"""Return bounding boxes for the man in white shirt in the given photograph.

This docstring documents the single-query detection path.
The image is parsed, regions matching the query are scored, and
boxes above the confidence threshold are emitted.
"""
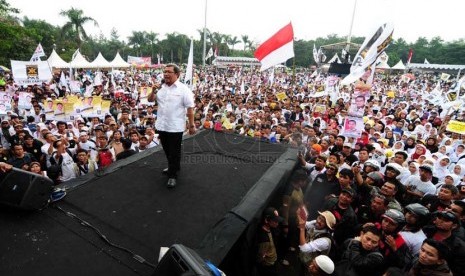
[150,64,196,188]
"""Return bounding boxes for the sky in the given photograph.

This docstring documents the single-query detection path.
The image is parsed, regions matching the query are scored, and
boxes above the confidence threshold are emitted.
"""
[12,0,465,45]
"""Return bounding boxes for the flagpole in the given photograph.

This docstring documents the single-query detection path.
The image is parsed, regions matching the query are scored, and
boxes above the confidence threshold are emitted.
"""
[346,0,357,53]
[202,0,208,67]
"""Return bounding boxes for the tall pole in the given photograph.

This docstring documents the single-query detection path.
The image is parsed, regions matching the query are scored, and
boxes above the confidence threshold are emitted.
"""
[346,0,357,53]
[202,0,208,67]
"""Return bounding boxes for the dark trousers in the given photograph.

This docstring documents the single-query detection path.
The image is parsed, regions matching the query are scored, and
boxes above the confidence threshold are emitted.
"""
[158,131,183,178]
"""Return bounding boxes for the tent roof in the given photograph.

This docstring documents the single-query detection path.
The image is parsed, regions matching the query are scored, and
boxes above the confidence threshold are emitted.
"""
[110,52,130,68]
[391,60,406,70]
[320,42,361,51]
[89,52,112,68]
[70,50,92,68]
[408,63,465,71]
[47,49,70,68]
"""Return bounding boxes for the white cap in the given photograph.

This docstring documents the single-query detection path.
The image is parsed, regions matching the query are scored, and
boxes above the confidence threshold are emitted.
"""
[314,255,334,274]
[343,142,352,148]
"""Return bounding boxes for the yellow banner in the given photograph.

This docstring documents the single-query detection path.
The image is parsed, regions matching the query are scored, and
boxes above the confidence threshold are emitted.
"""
[276,92,287,101]
[446,120,465,134]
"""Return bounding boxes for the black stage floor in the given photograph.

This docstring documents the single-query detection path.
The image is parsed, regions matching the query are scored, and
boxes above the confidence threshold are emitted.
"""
[0,131,297,276]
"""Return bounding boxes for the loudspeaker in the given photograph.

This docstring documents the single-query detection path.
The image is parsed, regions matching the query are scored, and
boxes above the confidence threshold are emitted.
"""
[0,168,53,210]
[328,63,351,75]
[153,244,213,276]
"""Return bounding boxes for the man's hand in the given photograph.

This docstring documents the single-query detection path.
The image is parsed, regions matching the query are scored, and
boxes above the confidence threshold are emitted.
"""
[0,162,12,173]
[188,125,197,135]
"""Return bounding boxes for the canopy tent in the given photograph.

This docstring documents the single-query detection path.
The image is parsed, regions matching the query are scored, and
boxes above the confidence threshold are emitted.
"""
[47,49,70,68]
[320,42,361,51]
[109,52,130,68]
[89,52,112,68]
[408,63,465,71]
[70,50,92,68]
[212,56,261,67]
[0,65,10,72]
[391,60,406,70]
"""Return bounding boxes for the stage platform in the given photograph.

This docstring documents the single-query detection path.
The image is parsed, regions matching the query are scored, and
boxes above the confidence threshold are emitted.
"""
[0,131,298,276]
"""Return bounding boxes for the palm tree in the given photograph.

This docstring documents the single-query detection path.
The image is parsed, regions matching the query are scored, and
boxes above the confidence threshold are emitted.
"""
[241,35,250,51]
[127,31,147,56]
[228,36,240,50]
[60,7,98,49]
[146,31,159,58]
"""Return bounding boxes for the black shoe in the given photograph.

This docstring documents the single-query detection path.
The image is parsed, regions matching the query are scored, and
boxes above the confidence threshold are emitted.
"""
[162,168,169,175]
[167,178,177,188]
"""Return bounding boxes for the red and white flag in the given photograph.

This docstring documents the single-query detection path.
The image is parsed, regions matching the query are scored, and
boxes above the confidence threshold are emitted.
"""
[254,22,294,71]
[407,48,413,64]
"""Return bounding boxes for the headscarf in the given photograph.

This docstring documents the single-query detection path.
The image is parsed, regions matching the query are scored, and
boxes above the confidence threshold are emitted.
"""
[410,144,428,161]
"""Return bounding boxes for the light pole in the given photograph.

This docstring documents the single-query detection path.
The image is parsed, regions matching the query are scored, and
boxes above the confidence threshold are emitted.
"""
[202,0,208,67]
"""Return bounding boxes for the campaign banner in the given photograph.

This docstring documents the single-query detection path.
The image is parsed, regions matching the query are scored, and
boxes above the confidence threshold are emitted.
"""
[341,116,364,138]
[446,120,465,134]
[11,60,53,85]
[127,56,151,67]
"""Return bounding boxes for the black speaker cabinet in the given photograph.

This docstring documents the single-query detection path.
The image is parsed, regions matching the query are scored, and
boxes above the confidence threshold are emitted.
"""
[153,244,213,276]
[0,168,53,210]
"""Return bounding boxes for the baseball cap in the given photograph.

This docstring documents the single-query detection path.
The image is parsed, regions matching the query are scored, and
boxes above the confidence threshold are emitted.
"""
[341,188,355,197]
[436,211,460,224]
[314,255,335,274]
[343,142,352,148]
[263,207,284,223]
[317,211,336,230]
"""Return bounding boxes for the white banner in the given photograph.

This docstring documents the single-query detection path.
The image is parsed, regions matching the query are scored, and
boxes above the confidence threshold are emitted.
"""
[11,60,53,85]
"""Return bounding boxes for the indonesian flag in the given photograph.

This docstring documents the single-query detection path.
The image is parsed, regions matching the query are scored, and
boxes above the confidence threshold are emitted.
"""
[254,22,294,71]
[407,48,413,64]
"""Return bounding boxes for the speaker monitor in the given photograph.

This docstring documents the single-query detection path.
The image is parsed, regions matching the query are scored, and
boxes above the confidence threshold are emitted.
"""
[153,244,213,276]
[0,168,53,210]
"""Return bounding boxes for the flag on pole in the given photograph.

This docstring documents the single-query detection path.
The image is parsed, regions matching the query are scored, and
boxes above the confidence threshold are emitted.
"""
[254,22,294,71]
[313,44,318,63]
[59,71,67,89]
[157,54,161,65]
[214,47,218,58]
[240,80,245,95]
[30,43,46,62]
[407,48,413,64]
[184,39,194,86]
[424,58,430,64]
[206,48,213,60]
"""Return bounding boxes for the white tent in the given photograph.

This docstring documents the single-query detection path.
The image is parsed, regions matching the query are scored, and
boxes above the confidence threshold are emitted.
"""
[47,49,70,68]
[89,52,112,68]
[376,61,391,70]
[109,52,130,68]
[391,60,406,70]
[70,50,92,68]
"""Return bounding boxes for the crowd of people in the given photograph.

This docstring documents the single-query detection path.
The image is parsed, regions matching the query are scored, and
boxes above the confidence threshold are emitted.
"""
[1,63,465,275]
[252,70,465,275]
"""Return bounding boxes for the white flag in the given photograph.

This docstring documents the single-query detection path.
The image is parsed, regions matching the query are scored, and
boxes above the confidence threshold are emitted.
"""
[184,39,193,86]
[71,49,80,61]
[240,80,245,95]
[59,71,67,89]
[424,58,430,64]
[30,43,46,62]
[205,48,213,60]
[313,44,318,63]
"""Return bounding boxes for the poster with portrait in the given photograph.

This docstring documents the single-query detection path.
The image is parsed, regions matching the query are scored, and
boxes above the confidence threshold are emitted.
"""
[18,92,33,110]
[54,101,66,121]
[341,116,364,138]
[348,82,372,117]
[139,86,152,105]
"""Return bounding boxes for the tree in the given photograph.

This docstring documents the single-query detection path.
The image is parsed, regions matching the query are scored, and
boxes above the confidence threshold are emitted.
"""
[59,7,98,49]
[127,31,147,56]
[227,36,240,50]
[0,0,19,16]
[241,35,250,51]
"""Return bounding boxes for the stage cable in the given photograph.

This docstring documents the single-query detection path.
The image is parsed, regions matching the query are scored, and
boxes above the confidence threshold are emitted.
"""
[53,205,156,269]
